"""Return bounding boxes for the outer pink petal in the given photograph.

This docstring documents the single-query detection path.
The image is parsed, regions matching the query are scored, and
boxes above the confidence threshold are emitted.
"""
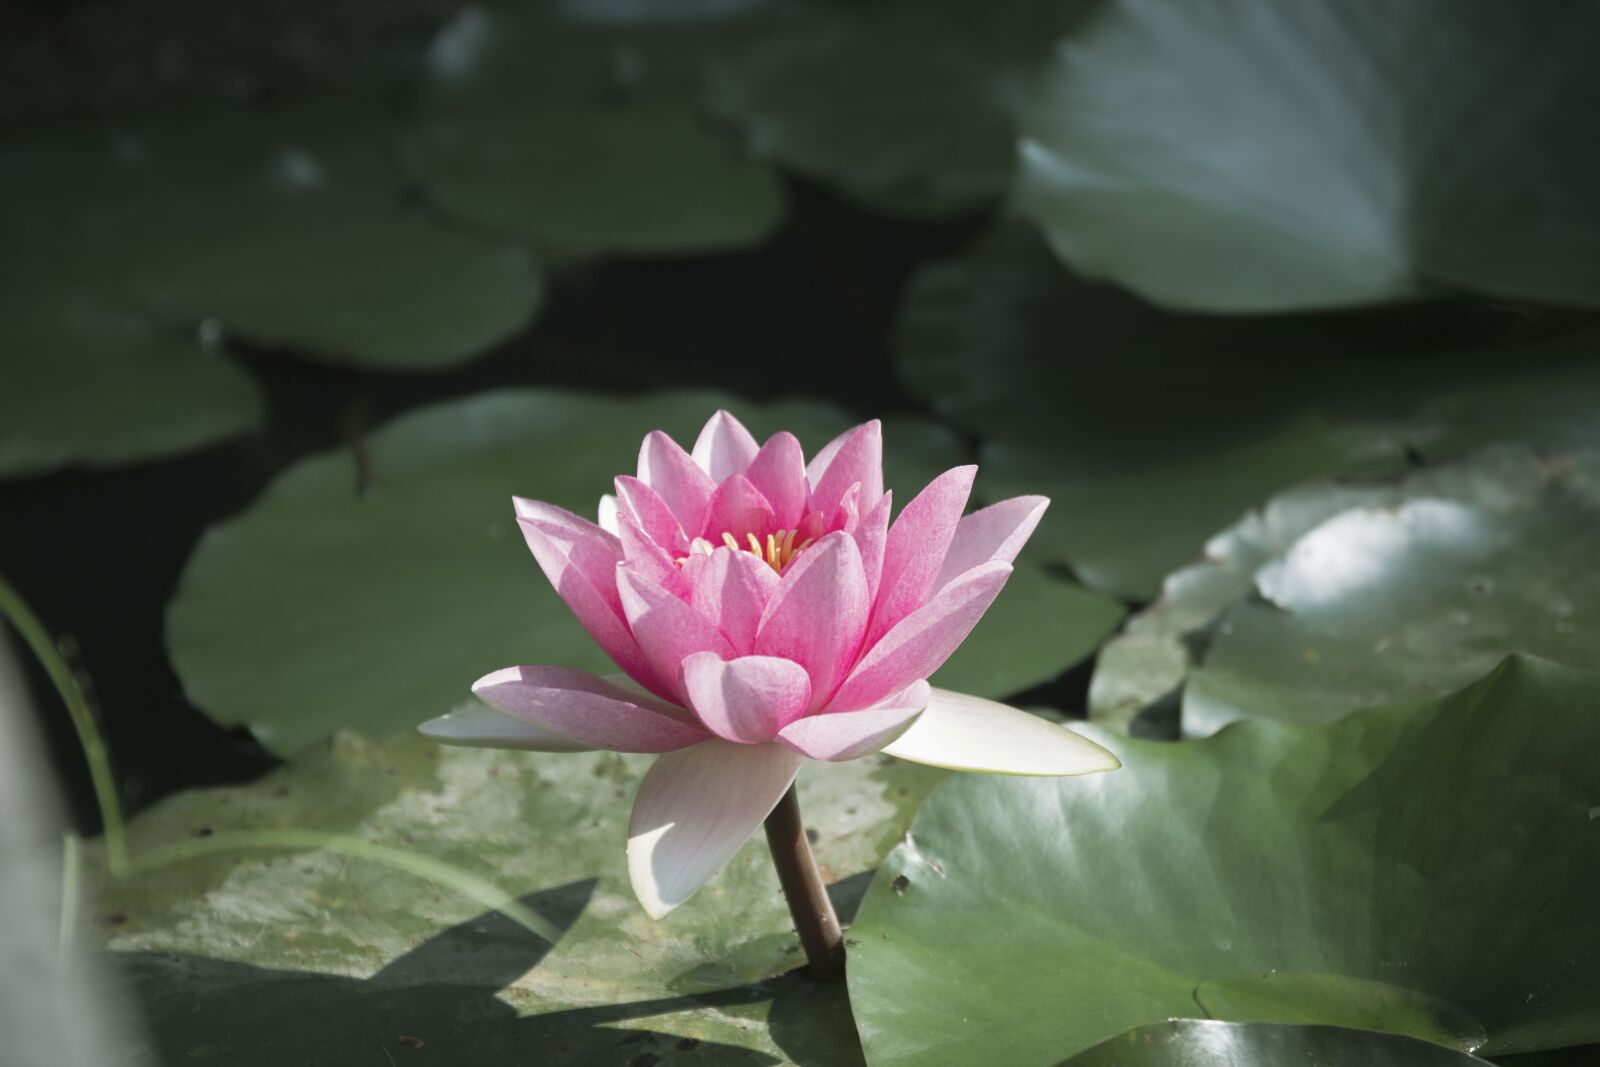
[614,475,687,555]
[683,546,780,655]
[516,517,652,688]
[472,666,708,752]
[854,490,894,602]
[744,432,809,528]
[830,561,1013,712]
[776,680,930,761]
[806,420,883,518]
[681,652,811,743]
[756,531,870,710]
[637,430,715,535]
[868,465,977,645]
[692,410,760,482]
[698,474,776,542]
[618,565,734,704]
[628,740,802,917]
[934,496,1049,593]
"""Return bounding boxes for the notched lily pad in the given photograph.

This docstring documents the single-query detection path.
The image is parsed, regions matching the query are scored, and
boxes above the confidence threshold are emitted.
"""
[849,656,1600,1066]
[90,730,944,1065]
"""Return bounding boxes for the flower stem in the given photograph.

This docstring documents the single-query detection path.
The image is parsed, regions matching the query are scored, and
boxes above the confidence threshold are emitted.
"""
[763,783,845,981]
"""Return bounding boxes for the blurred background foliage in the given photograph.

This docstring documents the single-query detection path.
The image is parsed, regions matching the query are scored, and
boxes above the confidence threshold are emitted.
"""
[3,0,1599,1063]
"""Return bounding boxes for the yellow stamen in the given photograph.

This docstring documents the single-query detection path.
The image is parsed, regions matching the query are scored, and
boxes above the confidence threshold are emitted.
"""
[722,532,740,552]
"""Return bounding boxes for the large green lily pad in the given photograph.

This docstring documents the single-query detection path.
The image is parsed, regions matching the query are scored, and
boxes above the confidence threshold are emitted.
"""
[1055,1020,1488,1067]
[89,728,946,1065]
[407,5,784,255]
[848,656,1600,1066]
[171,389,1115,755]
[705,0,1095,219]
[1015,0,1600,311]
[0,95,541,368]
[1184,447,1600,735]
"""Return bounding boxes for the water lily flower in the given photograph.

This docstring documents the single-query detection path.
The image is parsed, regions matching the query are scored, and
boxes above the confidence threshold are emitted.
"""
[422,411,1117,971]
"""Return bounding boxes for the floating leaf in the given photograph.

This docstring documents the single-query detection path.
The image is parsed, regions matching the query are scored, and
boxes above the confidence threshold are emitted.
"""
[169,390,1043,756]
[90,729,944,1065]
[1054,1020,1488,1067]
[408,5,784,255]
[706,0,1093,218]
[849,656,1600,1066]
[0,95,542,374]
[1185,448,1600,734]
[1016,0,1600,311]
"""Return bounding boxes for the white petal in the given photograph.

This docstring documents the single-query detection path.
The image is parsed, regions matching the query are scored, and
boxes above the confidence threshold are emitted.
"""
[418,703,594,752]
[627,740,802,918]
[882,688,1120,776]
[597,493,620,535]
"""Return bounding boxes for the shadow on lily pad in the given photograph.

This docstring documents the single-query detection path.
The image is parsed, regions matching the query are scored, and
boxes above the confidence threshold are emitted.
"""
[116,877,863,1066]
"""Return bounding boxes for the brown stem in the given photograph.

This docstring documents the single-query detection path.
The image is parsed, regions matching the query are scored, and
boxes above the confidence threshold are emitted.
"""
[763,784,846,981]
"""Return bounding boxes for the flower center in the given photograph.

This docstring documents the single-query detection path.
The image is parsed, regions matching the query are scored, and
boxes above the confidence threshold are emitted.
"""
[679,529,813,573]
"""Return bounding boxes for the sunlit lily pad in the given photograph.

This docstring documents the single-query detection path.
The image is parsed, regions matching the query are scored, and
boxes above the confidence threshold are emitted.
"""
[1015,0,1600,311]
[88,728,945,1064]
[849,656,1600,1066]
[168,389,1120,756]
[1184,448,1600,735]
[408,6,784,255]
[1055,1020,1487,1067]
[705,0,1093,218]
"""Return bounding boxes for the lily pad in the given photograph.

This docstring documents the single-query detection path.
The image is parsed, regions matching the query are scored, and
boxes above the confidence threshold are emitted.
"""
[0,285,263,479]
[89,728,946,1065]
[848,656,1600,1066]
[0,95,542,373]
[1055,1020,1487,1067]
[1015,0,1600,311]
[1184,447,1600,734]
[705,0,1095,218]
[894,225,1422,599]
[408,5,784,255]
[169,389,1032,756]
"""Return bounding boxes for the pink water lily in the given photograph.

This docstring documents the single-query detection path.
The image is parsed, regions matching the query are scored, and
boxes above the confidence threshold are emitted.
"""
[421,411,1117,921]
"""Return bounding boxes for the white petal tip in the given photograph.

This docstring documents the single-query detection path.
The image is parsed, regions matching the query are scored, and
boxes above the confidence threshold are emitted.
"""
[418,704,594,752]
[882,688,1123,777]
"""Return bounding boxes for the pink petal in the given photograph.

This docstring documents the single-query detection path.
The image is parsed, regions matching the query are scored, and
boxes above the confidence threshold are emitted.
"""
[867,466,977,645]
[683,546,780,655]
[637,430,715,535]
[616,511,687,595]
[614,475,687,555]
[698,474,776,543]
[831,482,862,535]
[627,740,802,918]
[744,432,809,528]
[516,516,652,688]
[806,420,883,518]
[854,490,894,602]
[756,531,870,710]
[472,666,708,752]
[830,561,1013,712]
[681,652,811,744]
[882,687,1120,776]
[777,680,930,761]
[692,410,760,482]
[935,496,1049,593]
[618,565,734,704]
